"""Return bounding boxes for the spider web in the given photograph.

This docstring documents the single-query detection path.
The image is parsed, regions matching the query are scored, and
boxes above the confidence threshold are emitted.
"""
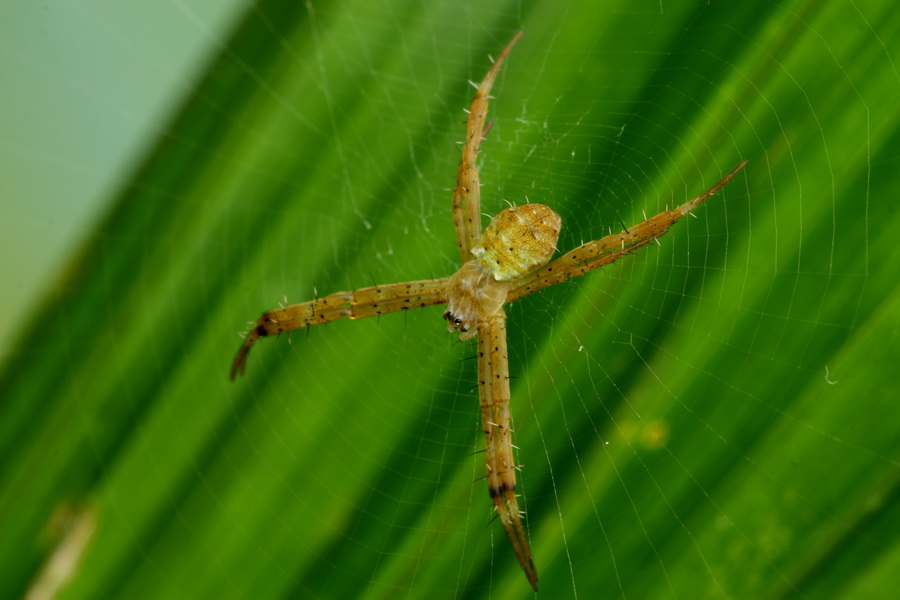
[3,1,900,599]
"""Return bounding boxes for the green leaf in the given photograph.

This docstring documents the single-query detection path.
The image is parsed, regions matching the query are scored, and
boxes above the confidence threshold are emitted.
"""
[3,1,899,598]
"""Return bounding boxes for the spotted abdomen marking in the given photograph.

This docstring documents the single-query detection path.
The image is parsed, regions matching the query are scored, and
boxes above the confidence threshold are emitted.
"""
[471,204,561,281]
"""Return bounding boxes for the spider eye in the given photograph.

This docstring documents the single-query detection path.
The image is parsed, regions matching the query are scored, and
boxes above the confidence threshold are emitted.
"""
[461,326,468,332]
[454,317,462,325]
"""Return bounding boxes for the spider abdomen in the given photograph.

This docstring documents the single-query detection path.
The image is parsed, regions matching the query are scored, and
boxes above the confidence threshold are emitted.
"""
[472,204,561,281]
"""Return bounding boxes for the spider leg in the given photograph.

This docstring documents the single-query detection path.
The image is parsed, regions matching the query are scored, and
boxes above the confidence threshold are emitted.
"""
[507,160,748,302]
[230,278,449,380]
[476,312,538,590]
[452,31,523,263]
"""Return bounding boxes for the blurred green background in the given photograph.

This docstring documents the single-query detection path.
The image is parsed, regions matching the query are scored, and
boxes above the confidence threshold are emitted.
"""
[0,0,246,351]
[2,1,899,599]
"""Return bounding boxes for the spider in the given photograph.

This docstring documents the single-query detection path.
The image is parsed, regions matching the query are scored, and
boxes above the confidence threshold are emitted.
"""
[230,31,747,591]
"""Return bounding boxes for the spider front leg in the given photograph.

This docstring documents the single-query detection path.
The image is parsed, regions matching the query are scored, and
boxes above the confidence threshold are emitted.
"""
[507,160,748,302]
[230,279,449,379]
[452,31,522,262]
[477,312,538,591]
